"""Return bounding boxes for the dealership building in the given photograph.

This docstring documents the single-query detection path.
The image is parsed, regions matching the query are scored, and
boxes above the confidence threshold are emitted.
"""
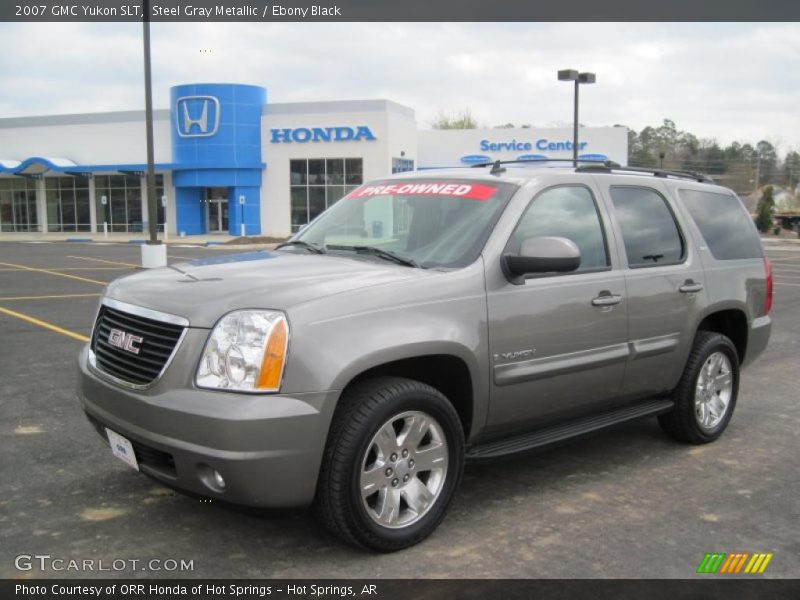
[0,83,628,237]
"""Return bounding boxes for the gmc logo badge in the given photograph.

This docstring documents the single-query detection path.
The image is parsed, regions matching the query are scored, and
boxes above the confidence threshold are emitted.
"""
[108,328,143,355]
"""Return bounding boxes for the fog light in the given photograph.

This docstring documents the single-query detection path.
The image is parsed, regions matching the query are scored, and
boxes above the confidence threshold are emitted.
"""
[213,470,226,490]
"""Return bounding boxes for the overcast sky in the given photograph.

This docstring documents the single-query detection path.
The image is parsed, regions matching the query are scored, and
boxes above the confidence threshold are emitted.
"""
[0,22,797,149]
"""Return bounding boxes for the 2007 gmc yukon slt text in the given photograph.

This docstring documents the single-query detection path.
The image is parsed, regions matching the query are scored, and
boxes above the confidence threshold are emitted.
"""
[78,162,772,551]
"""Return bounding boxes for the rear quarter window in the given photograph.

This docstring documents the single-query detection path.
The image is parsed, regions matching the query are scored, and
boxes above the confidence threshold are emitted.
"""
[679,189,763,260]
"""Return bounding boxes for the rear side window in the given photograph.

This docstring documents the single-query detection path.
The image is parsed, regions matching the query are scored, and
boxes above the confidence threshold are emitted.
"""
[610,186,684,268]
[679,189,763,260]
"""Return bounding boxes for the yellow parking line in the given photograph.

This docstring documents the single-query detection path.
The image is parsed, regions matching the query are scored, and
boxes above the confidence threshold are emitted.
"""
[0,293,102,301]
[67,255,140,268]
[0,305,90,342]
[0,261,107,285]
[0,267,130,272]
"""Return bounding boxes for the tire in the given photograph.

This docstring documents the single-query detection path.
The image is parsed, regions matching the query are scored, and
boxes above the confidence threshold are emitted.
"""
[658,331,740,444]
[315,376,465,551]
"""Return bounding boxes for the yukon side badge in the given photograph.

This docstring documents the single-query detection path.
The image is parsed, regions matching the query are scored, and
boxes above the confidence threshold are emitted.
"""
[494,349,535,362]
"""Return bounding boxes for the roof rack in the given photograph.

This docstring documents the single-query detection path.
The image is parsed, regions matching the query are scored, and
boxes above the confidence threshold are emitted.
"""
[471,158,602,169]
[470,158,714,184]
[575,160,715,183]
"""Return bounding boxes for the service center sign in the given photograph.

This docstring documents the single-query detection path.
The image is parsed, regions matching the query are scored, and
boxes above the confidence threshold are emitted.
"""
[347,182,498,201]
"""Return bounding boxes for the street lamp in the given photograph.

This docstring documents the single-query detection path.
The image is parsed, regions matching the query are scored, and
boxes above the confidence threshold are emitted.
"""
[557,69,596,162]
[140,0,167,268]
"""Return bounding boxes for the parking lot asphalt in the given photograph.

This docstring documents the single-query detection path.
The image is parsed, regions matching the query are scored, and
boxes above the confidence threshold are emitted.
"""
[0,240,798,579]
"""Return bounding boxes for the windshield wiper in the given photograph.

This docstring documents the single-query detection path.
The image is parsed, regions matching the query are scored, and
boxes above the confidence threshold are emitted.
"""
[275,240,327,254]
[327,245,420,268]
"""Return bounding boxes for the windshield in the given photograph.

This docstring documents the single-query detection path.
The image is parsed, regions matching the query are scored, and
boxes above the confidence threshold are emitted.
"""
[289,178,517,268]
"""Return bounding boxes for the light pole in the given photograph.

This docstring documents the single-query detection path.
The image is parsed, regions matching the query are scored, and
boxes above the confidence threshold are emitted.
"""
[557,69,596,162]
[140,0,167,268]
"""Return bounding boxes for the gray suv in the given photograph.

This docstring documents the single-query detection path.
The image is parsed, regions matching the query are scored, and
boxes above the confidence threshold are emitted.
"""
[78,161,772,551]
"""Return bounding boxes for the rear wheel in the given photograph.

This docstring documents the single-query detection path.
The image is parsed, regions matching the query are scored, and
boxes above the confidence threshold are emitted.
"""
[659,331,739,444]
[315,376,464,551]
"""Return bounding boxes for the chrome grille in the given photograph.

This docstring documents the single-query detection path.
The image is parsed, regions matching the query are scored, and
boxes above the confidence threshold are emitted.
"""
[91,304,185,386]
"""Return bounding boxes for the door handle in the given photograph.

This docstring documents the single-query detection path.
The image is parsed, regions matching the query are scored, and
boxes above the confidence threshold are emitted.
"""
[591,292,623,307]
[679,281,704,294]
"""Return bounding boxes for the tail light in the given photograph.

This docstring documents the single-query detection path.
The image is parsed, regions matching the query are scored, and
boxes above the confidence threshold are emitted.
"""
[764,257,773,315]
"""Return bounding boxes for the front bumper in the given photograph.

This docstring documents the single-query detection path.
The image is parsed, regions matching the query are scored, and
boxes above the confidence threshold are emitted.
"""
[77,343,339,508]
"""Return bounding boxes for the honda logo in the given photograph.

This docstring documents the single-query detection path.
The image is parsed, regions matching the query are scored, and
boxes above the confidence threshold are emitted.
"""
[108,328,144,355]
[175,95,220,138]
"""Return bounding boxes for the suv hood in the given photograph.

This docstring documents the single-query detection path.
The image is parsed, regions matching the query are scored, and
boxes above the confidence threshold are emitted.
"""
[104,250,431,328]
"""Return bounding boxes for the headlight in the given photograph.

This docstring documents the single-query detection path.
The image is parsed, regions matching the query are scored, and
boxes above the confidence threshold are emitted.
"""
[196,310,289,393]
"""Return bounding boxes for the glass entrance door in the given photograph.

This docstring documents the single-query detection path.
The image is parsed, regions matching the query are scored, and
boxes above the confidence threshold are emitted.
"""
[205,187,229,233]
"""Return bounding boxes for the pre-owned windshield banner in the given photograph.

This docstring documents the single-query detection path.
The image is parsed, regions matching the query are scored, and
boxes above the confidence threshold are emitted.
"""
[347,182,499,201]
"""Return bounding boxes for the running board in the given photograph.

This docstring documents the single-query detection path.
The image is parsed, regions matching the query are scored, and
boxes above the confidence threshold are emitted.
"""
[466,398,674,460]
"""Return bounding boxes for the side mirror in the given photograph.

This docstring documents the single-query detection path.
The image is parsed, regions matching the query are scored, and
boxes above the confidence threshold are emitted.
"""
[504,236,581,282]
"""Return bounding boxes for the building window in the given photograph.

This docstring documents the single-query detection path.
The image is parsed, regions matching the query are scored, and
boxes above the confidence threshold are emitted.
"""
[45,176,91,232]
[0,178,38,232]
[290,158,363,232]
[95,175,143,233]
[392,157,415,173]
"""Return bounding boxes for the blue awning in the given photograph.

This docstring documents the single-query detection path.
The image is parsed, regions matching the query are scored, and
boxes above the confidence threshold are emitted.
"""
[0,157,265,176]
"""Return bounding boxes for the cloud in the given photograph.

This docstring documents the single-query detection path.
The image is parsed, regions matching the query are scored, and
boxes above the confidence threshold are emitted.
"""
[0,22,797,148]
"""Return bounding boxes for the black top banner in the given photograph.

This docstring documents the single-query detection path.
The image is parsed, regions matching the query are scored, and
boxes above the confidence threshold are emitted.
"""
[3,0,800,22]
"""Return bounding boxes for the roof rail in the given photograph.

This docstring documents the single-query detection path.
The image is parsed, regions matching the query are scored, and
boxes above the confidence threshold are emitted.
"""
[576,160,714,183]
[469,157,714,183]
[470,158,603,169]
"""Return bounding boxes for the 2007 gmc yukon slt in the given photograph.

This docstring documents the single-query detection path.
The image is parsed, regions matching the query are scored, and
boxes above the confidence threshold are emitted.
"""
[78,162,772,551]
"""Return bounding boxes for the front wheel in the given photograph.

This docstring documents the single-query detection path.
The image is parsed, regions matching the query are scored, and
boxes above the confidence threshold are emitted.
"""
[315,377,465,551]
[659,331,740,444]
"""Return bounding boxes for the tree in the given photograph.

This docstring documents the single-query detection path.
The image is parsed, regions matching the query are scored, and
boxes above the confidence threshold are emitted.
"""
[783,151,800,190]
[432,109,477,130]
[629,148,657,168]
[755,140,778,186]
[755,185,775,232]
[623,120,796,193]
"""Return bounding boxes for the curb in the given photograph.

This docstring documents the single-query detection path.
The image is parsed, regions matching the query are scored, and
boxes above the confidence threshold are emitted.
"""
[762,238,800,245]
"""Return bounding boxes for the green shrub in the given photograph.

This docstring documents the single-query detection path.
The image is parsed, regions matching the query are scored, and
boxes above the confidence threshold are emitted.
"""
[755,202,774,233]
